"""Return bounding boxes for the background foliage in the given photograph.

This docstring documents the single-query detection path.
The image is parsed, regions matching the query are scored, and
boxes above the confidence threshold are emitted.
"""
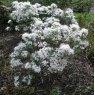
[0,0,94,12]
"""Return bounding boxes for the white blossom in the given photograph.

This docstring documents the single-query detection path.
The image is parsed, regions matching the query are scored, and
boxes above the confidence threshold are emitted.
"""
[22,33,30,42]
[42,60,48,66]
[80,40,89,49]
[70,24,80,31]
[25,62,31,69]
[32,64,41,73]
[14,42,26,51]
[6,27,11,31]
[8,20,12,24]
[21,50,28,58]
[48,58,67,73]
[10,51,19,58]
[80,28,88,37]
[51,3,57,9]
[15,26,19,31]
[59,44,74,55]
[10,58,23,67]
[14,76,19,87]
[37,47,52,59]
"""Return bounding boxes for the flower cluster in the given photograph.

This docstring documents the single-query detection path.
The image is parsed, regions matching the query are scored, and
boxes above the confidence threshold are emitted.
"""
[9,1,88,86]
[6,1,77,32]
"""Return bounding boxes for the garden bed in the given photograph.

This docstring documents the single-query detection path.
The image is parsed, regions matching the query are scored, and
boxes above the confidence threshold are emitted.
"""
[0,1,94,95]
[0,21,94,95]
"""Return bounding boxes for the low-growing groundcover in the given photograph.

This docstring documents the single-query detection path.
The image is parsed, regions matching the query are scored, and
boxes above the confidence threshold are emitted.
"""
[0,1,94,95]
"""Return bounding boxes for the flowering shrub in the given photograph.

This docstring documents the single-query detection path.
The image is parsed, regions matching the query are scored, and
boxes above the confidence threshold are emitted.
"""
[6,1,78,32]
[9,1,89,86]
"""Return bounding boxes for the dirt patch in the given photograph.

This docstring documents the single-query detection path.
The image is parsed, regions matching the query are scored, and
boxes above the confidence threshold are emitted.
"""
[0,24,21,59]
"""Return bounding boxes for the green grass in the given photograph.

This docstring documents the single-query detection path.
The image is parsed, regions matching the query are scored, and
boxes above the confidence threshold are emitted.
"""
[0,0,14,6]
[74,13,94,28]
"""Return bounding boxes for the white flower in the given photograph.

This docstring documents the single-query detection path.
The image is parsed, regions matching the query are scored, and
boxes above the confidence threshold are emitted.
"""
[48,58,67,73]
[23,26,28,31]
[25,62,31,69]
[61,25,69,31]
[37,47,52,59]
[35,20,43,27]
[29,33,38,41]
[32,64,41,73]
[10,58,23,67]
[15,26,19,31]
[80,40,89,49]
[34,3,41,8]
[12,1,18,7]
[8,20,12,23]
[11,1,38,23]
[65,8,73,15]
[10,51,19,58]
[14,76,19,87]
[52,8,64,17]
[70,24,80,31]
[14,42,26,51]
[38,41,47,48]
[59,44,74,55]
[6,27,11,31]
[45,17,59,25]
[22,33,30,41]
[51,3,57,9]
[21,50,28,58]
[80,28,88,36]
[42,60,48,66]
